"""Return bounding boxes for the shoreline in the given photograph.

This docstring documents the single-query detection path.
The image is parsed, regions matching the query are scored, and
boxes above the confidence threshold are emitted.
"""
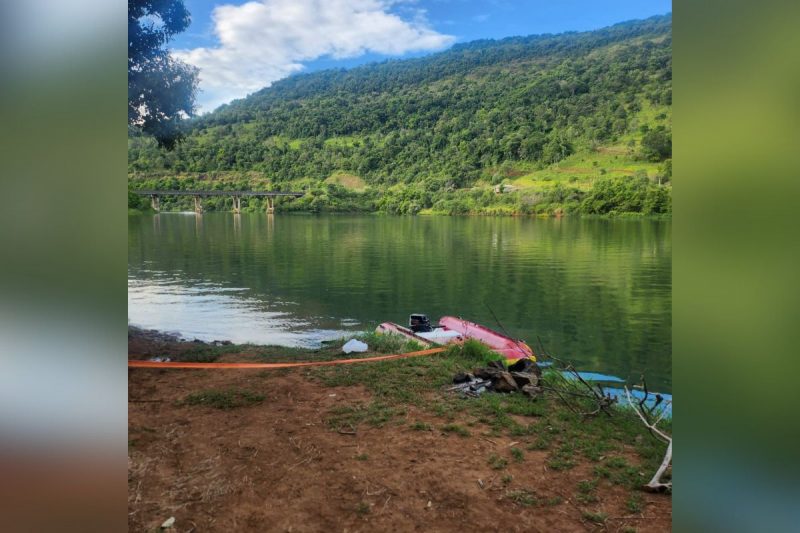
[128,326,671,531]
[128,208,672,219]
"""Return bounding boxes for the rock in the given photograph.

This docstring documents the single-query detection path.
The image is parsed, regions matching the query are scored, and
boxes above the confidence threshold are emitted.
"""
[473,368,492,380]
[521,384,541,398]
[491,372,519,393]
[510,372,538,388]
[452,372,470,384]
[161,516,175,529]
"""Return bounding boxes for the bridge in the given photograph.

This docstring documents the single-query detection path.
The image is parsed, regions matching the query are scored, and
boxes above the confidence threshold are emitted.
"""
[133,190,305,214]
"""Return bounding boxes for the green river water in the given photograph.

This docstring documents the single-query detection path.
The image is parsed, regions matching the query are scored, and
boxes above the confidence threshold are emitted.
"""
[128,213,671,392]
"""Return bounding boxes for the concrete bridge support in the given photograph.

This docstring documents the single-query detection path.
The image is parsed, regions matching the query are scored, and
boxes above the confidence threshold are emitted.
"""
[150,195,160,212]
[232,196,242,214]
[194,195,204,214]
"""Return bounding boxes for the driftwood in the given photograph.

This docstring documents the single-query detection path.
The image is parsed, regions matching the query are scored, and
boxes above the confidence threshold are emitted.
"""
[624,385,672,492]
[536,337,616,417]
[534,337,672,492]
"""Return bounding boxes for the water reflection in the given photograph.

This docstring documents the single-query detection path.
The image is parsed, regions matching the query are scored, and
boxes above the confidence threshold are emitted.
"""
[128,214,672,391]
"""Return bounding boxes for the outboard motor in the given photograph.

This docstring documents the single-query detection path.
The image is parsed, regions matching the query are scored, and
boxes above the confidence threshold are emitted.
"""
[409,314,432,333]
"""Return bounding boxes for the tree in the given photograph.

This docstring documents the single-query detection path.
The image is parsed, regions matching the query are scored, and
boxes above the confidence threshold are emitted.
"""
[129,0,199,148]
[640,127,672,162]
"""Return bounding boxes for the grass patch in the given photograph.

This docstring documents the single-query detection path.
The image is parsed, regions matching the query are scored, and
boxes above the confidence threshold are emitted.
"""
[527,436,552,451]
[511,447,525,462]
[410,421,432,431]
[312,338,502,406]
[326,401,405,431]
[355,453,368,461]
[582,511,608,525]
[355,501,370,516]
[606,456,630,469]
[506,489,537,507]
[547,442,577,471]
[593,465,611,479]
[626,494,644,513]
[488,453,508,470]
[442,423,471,437]
[325,171,366,191]
[576,479,599,503]
[183,389,265,410]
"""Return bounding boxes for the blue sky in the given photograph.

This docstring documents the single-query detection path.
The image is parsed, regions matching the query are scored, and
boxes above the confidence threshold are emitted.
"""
[171,0,671,113]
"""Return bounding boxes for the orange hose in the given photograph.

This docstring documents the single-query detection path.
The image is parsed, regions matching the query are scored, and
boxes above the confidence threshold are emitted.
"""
[127,347,446,369]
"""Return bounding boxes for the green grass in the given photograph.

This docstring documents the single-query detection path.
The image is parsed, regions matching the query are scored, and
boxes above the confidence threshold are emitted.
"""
[576,479,599,503]
[582,511,608,525]
[441,423,471,437]
[312,338,502,406]
[326,401,405,431]
[626,494,644,513]
[355,501,371,516]
[324,172,367,191]
[505,489,537,507]
[409,421,432,431]
[355,453,369,461]
[323,135,363,148]
[488,454,508,470]
[606,456,630,469]
[511,447,525,462]
[183,388,265,410]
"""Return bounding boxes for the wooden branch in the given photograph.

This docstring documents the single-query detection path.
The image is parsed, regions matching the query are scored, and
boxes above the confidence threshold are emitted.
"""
[644,440,672,492]
[624,386,672,492]
[624,387,670,442]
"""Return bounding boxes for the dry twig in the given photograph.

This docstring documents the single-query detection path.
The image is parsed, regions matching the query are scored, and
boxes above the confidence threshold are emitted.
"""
[624,386,672,492]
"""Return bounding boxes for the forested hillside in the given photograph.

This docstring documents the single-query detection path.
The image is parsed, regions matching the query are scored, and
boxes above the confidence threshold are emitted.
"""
[129,14,671,215]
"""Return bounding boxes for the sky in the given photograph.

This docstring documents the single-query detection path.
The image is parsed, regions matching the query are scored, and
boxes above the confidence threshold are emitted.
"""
[170,0,672,113]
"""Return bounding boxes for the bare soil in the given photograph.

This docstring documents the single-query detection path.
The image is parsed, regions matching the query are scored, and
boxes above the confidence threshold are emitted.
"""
[129,332,671,532]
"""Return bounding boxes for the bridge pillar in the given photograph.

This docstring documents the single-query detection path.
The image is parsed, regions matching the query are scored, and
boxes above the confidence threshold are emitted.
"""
[150,195,160,212]
[232,195,241,214]
[194,195,204,214]
[266,196,274,214]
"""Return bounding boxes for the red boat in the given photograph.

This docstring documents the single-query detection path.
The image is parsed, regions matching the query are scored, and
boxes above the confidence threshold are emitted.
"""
[376,314,535,362]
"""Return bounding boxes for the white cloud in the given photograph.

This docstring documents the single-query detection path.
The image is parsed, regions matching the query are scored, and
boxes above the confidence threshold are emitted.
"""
[174,0,455,113]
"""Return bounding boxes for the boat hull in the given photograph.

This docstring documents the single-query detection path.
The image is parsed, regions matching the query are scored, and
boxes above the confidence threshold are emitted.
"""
[375,323,436,347]
[438,316,535,361]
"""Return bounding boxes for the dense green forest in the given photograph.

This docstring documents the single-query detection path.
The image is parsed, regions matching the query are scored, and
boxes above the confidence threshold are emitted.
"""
[129,14,671,216]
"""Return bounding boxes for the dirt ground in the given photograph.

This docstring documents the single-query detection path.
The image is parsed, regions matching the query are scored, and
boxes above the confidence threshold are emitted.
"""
[128,332,671,532]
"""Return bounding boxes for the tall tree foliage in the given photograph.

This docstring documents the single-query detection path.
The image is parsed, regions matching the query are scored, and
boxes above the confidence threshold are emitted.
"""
[129,0,198,148]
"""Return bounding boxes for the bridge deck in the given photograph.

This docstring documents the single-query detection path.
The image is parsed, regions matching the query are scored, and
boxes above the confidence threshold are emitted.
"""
[133,190,304,197]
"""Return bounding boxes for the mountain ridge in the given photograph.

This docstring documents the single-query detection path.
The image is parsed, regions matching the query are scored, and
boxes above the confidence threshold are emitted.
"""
[129,14,672,216]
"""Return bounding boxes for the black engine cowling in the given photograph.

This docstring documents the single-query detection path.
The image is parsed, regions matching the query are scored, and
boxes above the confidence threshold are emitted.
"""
[409,314,432,333]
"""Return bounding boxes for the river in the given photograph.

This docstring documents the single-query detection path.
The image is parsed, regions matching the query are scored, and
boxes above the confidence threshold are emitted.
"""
[128,213,671,392]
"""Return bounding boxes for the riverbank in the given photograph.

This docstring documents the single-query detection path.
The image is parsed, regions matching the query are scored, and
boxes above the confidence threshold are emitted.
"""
[128,205,671,219]
[128,172,671,217]
[128,327,671,531]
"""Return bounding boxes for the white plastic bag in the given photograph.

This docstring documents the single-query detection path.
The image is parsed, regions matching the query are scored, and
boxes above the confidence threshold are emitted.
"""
[342,339,368,354]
